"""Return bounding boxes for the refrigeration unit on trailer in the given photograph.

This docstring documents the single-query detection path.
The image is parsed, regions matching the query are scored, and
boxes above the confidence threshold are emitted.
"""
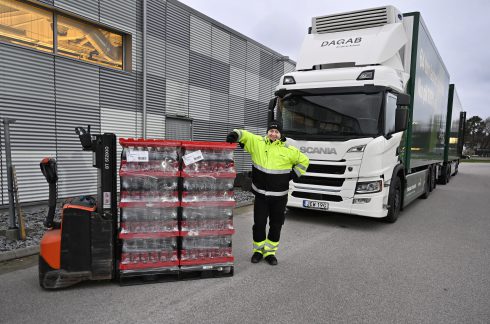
[269,6,454,222]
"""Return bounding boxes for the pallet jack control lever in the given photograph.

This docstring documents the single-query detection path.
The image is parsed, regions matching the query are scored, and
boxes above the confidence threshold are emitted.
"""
[40,157,60,229]
[75,125,93,151]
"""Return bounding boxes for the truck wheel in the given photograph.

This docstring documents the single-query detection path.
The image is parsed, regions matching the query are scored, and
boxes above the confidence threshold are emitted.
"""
[383,176,402,223]
[420,169,431,199]
[430,165,437,191]
[439,165,448,185]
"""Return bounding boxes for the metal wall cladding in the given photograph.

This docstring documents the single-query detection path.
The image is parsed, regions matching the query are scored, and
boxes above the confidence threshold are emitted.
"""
[165,79,189,116]
[246,43,261,74]
[259,51,274,79]
[210,91,229,123]
[54,0,99,21]
[207,120,229,143]
[100,69,137,114]
[230,35,247,69]
[146,113,166,139]
[147,0,166,39]
[0,45,56,203]
[147,73,166,115]
[189,51,211,89]
[210,58,230,94]
[229,66,246,98]
[191,119,211,141]
[189,85,210,121]
[165,117,191,140]
[166,42,189,84]
[166,1,190,49]
[54,57,99,198]
[212,26,230,64]
[245,71,260,101]
[284,61,296,74]
[190,15,211,56]
[228,95,245,127]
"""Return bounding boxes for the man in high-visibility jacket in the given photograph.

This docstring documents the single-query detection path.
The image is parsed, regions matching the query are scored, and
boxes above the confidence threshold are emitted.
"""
[226,120,309,265]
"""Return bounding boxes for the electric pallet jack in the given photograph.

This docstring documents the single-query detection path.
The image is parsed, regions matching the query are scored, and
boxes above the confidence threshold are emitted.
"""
[38,126,117,289]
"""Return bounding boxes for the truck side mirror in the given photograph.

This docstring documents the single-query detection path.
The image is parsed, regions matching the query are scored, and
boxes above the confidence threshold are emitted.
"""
[396,93,410,106]
[268,98,277,123]
[395,107,408,133]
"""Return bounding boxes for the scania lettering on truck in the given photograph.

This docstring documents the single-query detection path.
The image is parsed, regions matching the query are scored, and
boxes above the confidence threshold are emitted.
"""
[269,6,464,222]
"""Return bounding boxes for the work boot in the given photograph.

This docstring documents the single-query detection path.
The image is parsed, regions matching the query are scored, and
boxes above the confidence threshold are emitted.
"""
[264,255,278,266]
[251,252,263,263]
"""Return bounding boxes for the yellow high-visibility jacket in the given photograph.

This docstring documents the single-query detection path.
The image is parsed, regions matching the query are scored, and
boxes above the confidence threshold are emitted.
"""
[233,129,309,197]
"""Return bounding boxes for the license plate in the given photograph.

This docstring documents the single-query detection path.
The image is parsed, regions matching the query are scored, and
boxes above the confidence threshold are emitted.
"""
[303,200,328,210]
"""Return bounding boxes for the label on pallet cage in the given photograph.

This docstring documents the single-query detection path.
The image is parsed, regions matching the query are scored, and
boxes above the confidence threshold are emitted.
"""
[183,150,204,166]
[103,192,111,208]
[127,149,149,162]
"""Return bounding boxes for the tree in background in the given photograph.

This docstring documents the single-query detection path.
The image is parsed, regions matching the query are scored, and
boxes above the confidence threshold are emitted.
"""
[465,116,490,153]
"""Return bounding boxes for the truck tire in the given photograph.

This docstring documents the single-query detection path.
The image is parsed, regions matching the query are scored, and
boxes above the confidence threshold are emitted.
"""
[430,165,437,191]
[420,168,431,199]
[383,176,402,223]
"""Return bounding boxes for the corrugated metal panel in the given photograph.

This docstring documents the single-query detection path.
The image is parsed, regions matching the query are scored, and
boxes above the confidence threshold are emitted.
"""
[190,15,211,56]
[230,35,246,69]
[166,1,190,49]
[37,0,53,5]
[273,57,285,85]
[54,0,99,21]
[245,71,259,101]
[259,76,273,103]
[207,120,228,142]
[147,74,166,115]
[189,85,210,121]
[211,58,229,94]
[246,42,260,74]
[189,51,210,89]
[284,61,296,73]
[165,79,188,116]
[259,51,273,79]
[166,42,189,84]
[211,26,230,64]
[100,0,137,32]
[245,98,263,128]
[100,69,137,113]
[191,119,210,141]
[147,35,166,76]
[147,0,166,39]
[165,117,191,140]
[210,91,228,123]
[229,66,245,98]
[54,57,99,198]
[0,45,56,203]
[228,95,245,126]
[146,113,166,139]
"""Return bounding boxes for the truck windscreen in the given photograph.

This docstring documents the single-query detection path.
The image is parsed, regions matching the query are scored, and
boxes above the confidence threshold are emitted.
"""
[277,92,383,140]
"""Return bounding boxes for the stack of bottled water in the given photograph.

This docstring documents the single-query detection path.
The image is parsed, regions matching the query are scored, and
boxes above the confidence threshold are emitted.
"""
[180,141,237,269]
[118,139,181,273]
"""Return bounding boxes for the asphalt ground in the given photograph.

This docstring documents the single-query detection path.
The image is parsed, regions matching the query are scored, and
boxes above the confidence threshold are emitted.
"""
[1,163,489,323]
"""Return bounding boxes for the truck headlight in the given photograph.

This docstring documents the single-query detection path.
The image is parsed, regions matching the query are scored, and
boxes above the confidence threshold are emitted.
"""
[355,180,382,194]
[283,76,296,85]
[347,145,366,153]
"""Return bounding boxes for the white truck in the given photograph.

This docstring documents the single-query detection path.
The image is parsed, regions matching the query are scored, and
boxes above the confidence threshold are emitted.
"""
[270,6,464,222]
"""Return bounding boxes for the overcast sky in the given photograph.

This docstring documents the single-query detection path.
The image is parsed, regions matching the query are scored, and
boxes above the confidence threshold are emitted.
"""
[179,0,489,119]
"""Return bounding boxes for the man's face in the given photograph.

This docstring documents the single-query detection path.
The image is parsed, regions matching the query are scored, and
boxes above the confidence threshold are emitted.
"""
[267,128,281,142]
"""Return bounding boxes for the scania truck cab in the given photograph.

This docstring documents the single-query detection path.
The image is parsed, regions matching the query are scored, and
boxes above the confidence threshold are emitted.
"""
[271,6,458,222]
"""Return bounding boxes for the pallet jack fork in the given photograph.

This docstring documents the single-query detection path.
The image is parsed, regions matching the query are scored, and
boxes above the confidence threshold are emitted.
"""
[38,126,117,289]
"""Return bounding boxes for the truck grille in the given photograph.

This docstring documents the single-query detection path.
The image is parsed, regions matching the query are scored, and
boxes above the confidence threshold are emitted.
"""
[313,6,391,34]
[294,176,344,187]
[307,164,346,174]
[291,191,343,202]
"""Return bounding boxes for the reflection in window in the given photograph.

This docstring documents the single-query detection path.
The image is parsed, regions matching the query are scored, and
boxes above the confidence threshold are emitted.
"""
[57,15,123,69]
[0,0,53,52]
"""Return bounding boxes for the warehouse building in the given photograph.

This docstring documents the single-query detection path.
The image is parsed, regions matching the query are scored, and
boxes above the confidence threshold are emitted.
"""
[0,0,295,204]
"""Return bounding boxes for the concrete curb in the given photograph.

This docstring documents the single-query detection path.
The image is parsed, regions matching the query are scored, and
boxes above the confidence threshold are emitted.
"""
[0,245,39,262]
[0,201,255,263]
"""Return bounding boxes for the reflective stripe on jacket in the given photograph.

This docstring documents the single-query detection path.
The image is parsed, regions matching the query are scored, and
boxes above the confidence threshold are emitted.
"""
[234,129,309,197]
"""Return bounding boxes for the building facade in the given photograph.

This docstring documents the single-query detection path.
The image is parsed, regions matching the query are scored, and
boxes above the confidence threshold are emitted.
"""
[0,0,295,204]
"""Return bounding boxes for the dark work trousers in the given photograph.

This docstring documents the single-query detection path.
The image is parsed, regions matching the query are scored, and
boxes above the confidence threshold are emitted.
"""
[253,194,288,242]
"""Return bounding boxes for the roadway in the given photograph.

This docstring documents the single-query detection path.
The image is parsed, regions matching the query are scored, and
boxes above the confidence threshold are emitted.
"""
[1,163,489,323]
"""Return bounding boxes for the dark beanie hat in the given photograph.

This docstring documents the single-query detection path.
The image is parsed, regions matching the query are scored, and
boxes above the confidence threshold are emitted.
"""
[267,120,283,133]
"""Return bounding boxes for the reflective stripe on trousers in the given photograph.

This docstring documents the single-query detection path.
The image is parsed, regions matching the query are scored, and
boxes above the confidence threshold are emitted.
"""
[253,240,265,254]
[263,238,279,257]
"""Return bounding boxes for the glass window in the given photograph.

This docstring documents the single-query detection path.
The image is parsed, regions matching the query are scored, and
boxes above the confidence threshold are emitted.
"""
[385,93,397,134]
[57,15,123,69]
[0,0,53,52]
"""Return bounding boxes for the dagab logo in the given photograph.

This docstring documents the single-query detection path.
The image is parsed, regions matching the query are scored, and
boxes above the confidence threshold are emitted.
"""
[321,37,362,47]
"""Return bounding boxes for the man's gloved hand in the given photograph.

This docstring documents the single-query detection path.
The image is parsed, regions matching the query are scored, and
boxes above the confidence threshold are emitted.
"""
[226,131,239,143]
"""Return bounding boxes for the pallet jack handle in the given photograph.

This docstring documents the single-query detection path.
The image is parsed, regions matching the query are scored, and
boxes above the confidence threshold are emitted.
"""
[40,157,60,229]
[75,125,94,151]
